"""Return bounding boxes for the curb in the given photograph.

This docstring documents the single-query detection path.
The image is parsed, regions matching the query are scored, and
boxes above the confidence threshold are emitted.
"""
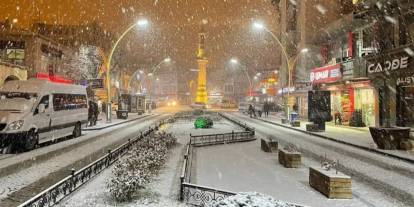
[256,117,414,164]
[83,114,151,131]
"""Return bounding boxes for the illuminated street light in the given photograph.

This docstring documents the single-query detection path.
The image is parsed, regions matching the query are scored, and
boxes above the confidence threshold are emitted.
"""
[230,58,239,64]
[164,57,172,63]
[252,20,310,121]
[137,18,149,27]
[253,22,265,30]
[105,18,149,122]
[229,58,253,96]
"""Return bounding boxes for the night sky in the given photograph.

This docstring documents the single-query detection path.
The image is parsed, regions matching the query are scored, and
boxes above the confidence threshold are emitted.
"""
[0,0,280,83]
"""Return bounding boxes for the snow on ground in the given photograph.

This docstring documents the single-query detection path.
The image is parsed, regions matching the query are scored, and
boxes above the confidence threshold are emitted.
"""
[58,122,191,207]
[197,113,412,207]
[0,115,164,203]
[212,192,299,207]
[57,116,244,207]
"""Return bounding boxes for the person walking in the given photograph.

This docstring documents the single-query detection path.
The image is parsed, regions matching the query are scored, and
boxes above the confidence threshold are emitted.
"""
[248,104,254,118]
[92,101,99,126]
[88,101,95,126]
[263,102,269,117]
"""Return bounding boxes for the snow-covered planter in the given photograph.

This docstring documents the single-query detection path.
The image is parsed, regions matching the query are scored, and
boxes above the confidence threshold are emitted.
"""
[261,137,278,153]
[107,132,177,202]
[309,163,352,199]
[211,192,301,207]
[278,144,301,168]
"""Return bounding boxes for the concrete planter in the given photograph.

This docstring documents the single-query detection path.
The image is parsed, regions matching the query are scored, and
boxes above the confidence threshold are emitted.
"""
[278,149,301,168]
[261,138,278,153]
[309,167,352,199]
[369,127,412,150]
[306,124,321,132]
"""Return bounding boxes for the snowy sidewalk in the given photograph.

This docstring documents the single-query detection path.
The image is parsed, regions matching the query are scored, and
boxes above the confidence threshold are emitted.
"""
[248,113,414,162]
[83,112,152,131]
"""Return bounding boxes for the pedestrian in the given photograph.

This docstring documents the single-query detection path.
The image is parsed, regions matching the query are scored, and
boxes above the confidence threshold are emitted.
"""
[93,101,99,126]
[334,111,342,125]
[88,100,95,126]
[263,102,269,117]
[248,104,254,118]
[252,106,257,118]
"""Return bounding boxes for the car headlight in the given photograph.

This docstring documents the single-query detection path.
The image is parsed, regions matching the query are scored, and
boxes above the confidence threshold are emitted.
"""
[8,120,24,130]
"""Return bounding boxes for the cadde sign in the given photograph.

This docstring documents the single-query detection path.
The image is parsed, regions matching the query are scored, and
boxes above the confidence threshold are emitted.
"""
[367,56,409,75]
[366,45,413,83]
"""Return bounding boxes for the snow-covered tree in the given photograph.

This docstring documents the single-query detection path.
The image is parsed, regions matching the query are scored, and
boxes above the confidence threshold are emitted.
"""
[68,45,102,79]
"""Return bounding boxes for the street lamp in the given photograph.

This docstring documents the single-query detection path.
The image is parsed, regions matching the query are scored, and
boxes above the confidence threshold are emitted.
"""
[147,57,172,103]
[252,20,309,121]
[230,58,253,97]
[105,18,149,122]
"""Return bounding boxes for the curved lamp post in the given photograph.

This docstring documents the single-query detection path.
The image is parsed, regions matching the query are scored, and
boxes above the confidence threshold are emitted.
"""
[253,21,308,120]
[230,58,253,96]
[147,57,172,102]
[105,18,148,122]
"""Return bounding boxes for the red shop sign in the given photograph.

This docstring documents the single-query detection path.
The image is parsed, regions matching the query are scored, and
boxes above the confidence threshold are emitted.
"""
[310,64,342,83]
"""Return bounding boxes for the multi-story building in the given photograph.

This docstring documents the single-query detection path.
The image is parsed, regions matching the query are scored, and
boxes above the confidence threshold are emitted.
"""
[0,21,75,85]
[278,0,414,128]
[274,0,351,119]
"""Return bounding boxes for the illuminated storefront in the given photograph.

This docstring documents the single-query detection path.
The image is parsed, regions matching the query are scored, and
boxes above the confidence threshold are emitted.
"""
[310,64,376,126]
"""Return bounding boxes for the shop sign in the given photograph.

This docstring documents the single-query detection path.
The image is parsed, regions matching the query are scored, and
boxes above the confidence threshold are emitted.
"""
[310,64,341,83]
[342,60,354,79]
[278,87,295,94]
[366,45,413,78]
[397,75,414,85]
[367,56,409,75]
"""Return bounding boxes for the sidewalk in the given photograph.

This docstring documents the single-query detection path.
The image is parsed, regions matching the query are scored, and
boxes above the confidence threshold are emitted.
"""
[250,112,414,163]
[83,112,151,131]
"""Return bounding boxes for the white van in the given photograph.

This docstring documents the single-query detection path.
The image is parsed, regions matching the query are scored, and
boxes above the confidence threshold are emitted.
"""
[0,79,88,151]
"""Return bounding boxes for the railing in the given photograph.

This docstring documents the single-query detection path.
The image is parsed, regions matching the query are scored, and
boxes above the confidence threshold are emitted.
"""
[181,182,236,206]
[18,120,166,207]
[219,113,255,134]
[179,115,258,207]
[190,131,255,147]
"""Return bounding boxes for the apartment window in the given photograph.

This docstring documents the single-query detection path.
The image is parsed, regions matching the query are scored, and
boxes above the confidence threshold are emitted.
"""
[0,40,25,65]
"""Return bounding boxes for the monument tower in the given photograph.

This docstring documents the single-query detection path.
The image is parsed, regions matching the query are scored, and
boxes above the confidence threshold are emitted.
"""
[195,25,208,105]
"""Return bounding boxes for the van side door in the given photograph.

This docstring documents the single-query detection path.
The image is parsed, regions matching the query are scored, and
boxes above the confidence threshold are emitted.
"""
[33,95,52,140]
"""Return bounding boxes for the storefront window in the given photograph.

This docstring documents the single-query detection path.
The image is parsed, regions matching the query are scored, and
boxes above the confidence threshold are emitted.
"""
[354,88,375,127]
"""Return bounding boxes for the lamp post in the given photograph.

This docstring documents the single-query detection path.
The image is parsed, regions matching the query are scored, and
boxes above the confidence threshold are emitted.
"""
[147,57,172,103]
[230,58,253,97]
[105,18,148,122]
[253,21,308,120]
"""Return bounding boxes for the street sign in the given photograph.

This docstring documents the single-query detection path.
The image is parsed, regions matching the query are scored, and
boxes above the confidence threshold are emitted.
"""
[87,78,104,89]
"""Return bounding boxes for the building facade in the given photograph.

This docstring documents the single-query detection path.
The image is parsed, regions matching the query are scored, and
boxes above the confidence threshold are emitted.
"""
[0,22,75,85]
[275,0,413,128]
